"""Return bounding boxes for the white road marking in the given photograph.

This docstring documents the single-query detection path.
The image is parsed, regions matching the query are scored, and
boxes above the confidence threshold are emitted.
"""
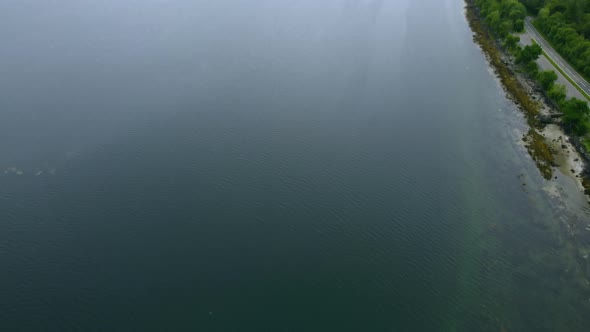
[527,30,590,98]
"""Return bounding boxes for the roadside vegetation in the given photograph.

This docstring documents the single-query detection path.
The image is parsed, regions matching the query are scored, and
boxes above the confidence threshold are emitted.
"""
[475,0,590,142]
[468,0,554,179]
[536,42,590,100]
[531,0,590,81]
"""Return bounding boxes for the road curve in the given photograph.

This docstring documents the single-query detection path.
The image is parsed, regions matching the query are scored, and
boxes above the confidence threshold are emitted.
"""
[525,17,590,98]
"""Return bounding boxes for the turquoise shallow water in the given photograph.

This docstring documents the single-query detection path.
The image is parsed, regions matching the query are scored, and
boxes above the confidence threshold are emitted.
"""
[1,0,590,330]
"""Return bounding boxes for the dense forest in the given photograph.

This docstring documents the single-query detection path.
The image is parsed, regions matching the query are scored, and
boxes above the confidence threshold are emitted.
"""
[474,0,590,135]
[533,0,590,79]
[476,0,590,74]
[474,0,527,36]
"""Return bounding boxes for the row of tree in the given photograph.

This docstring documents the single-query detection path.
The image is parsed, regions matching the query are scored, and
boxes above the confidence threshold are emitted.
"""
[475,0,528,36]
[475,0,590,135]
[524,0,590,133]
[535,4,590,80]
[537,68,590,134]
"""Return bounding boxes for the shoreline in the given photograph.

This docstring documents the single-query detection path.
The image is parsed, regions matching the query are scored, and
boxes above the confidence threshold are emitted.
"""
[464,0,590,199]
[465,2,590,323]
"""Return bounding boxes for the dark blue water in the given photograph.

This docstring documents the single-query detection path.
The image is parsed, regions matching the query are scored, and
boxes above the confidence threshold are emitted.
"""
[2,0,590,331]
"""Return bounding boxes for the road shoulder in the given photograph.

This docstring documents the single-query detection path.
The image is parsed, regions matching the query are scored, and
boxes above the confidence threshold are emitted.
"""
[518,30,588,101]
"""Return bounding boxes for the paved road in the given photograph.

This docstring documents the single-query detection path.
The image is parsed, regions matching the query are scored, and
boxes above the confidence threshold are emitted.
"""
[525,17,590,98]
[519,30,587,100]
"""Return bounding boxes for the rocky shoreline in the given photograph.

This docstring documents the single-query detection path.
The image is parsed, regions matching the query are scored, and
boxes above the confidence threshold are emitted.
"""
[465,0,590,198]
[514,63,588,189]
[466,3,590,325]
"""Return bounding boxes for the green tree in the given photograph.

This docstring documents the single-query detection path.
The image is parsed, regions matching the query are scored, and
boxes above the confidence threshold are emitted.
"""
[486,10,502,31]
[499,20,513,36]
[517,44,543,64]
[520,0,546,12]
[549,84,567,103]
[561,97,590,135]
[514,19,525,31]
[537,70,558,89]
[504,34,521,50]
[524,60,540,76]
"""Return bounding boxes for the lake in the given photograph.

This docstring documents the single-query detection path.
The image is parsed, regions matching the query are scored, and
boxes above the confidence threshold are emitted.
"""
[2,0,590,330]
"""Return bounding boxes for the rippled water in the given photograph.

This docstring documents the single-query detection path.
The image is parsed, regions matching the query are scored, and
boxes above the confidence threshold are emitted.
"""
[2,0,590,331]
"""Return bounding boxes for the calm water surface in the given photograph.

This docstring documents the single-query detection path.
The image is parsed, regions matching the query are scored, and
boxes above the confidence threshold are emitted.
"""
[2,0,590,331]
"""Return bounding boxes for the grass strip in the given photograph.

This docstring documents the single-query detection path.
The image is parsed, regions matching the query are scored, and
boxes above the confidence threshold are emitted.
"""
[533,40,590,101]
